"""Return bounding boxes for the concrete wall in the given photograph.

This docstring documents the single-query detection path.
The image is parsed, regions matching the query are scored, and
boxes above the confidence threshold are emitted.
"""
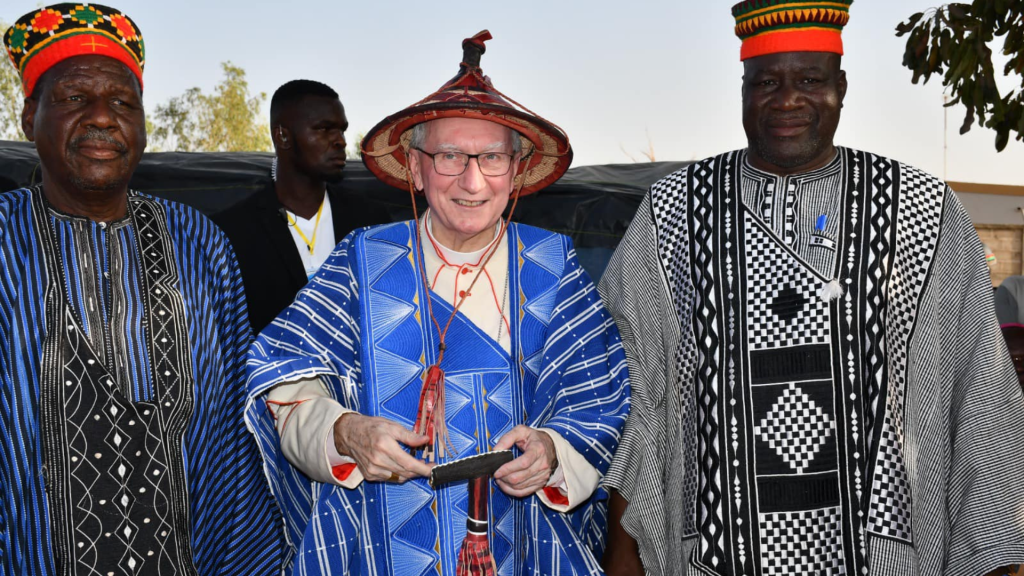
[976,224,1023,286]
[958,192,1024,226]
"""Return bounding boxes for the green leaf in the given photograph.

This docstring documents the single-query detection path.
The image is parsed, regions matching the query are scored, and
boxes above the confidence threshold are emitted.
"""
[899,3,1024,151]
[896,12,925,35]
[996,127,1010,151]
[961,108,976,134]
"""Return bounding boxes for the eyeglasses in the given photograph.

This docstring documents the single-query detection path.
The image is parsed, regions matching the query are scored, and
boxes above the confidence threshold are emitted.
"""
[413,147,515,177]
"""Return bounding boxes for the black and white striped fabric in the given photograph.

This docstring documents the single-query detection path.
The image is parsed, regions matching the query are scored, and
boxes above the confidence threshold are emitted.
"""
[600,147,1024,576]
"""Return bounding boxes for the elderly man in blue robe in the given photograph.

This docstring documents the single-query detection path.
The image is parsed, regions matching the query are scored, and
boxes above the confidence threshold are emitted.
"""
[244,31,630,576]
[1,4,281,575]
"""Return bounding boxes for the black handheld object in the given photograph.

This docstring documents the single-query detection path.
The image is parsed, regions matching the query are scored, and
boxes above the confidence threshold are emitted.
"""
[428,450,514,489]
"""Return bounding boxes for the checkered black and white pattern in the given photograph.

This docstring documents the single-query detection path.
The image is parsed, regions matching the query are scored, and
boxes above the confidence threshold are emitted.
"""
[866,159,944,542]
[868,412,913,540]
[883,162,944,401]
[650,169,692,302]
[877,160,944,403]
[744,212,830,349]
[756,383,836,473]
[648,167,703,538]
[601,148,1024,576]
[760,507,846,576]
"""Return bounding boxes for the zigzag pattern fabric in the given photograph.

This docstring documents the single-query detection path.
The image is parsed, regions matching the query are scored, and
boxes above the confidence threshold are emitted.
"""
[0,187,282,575]
[734,4,851,39]
[245,221,630,575]
[731,0,853,60]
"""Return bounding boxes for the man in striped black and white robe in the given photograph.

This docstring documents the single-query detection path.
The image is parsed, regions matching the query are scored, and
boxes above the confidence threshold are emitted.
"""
[599,3,1024,575]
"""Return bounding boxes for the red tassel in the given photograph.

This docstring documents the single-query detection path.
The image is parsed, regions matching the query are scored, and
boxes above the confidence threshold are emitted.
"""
[456,531,497,576]
[412,365,453,461]
[456,476,497,576]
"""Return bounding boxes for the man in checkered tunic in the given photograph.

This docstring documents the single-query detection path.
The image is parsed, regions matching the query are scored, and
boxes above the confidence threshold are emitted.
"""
[599,2,1024,576]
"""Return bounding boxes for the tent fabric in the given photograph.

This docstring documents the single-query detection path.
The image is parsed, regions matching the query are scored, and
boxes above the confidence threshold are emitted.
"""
[0,140,688,279]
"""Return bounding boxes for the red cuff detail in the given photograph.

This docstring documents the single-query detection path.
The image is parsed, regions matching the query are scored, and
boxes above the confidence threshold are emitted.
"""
[265,398,311,431]
[331,463,357,482]
[542,486,569,506]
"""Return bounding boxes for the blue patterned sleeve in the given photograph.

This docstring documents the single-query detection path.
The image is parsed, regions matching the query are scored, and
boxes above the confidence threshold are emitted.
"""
[527,236,631,475]
[242,230,364,556]
[246,232,362,405]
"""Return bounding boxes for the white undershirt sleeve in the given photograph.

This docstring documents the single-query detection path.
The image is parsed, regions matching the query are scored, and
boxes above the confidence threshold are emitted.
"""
[265,377,364,488]
[534,428,601,512]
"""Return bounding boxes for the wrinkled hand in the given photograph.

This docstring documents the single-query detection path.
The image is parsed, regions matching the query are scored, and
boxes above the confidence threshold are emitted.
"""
[492,425,558,497]
[333,413,433,483]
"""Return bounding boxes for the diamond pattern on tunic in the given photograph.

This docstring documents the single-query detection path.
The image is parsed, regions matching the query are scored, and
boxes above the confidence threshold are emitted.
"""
[59,309,181,575]
[755,383,835,473]
[770,285,807,322]
[520,234,567,278]
[745,212,830,350]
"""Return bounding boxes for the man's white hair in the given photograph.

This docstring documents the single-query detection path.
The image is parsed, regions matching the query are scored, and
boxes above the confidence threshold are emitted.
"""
[408,121,522,155]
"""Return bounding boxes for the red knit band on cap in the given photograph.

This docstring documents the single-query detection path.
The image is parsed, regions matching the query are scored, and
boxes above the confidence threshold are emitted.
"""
[20,32,144,96]
[740,28,844,61]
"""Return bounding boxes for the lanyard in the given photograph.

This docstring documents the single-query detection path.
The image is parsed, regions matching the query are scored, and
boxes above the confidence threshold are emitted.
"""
[286,199,325,254]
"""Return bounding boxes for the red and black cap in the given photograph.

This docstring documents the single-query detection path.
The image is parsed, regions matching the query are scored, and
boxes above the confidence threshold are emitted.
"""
[4,3,144,97]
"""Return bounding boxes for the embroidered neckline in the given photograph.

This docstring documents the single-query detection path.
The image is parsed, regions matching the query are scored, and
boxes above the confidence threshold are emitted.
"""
[39,186,137,229]
[424,211,502,267]
[421,215,510,338]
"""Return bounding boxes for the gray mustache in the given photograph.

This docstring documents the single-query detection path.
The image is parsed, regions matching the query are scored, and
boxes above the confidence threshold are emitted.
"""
[71,130,126,153]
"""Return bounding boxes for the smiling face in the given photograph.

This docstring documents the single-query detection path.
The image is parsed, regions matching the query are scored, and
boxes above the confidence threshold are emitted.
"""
[277,95,349,183]
[23,54,146,198]
[742,51,847,175]
[408,117,520,252]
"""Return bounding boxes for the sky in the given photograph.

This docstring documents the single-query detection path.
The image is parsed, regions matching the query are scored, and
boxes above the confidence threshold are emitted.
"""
[5,0,1024,185]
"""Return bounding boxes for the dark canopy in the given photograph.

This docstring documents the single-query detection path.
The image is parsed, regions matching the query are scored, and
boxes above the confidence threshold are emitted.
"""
[0,140,688,279]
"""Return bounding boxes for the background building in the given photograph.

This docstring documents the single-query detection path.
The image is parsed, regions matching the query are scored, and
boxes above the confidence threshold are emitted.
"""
[954,182,1024,286]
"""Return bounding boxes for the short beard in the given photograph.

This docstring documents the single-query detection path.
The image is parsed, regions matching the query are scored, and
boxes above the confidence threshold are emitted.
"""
[67,129,131,192]
[750,130,827,171]
[68,171,128,193]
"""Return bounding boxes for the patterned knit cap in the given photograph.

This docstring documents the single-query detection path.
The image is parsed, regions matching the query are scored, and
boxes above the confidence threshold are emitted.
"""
[733,0,852,61]
[4,3,144,97]
[361,30,572,197]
